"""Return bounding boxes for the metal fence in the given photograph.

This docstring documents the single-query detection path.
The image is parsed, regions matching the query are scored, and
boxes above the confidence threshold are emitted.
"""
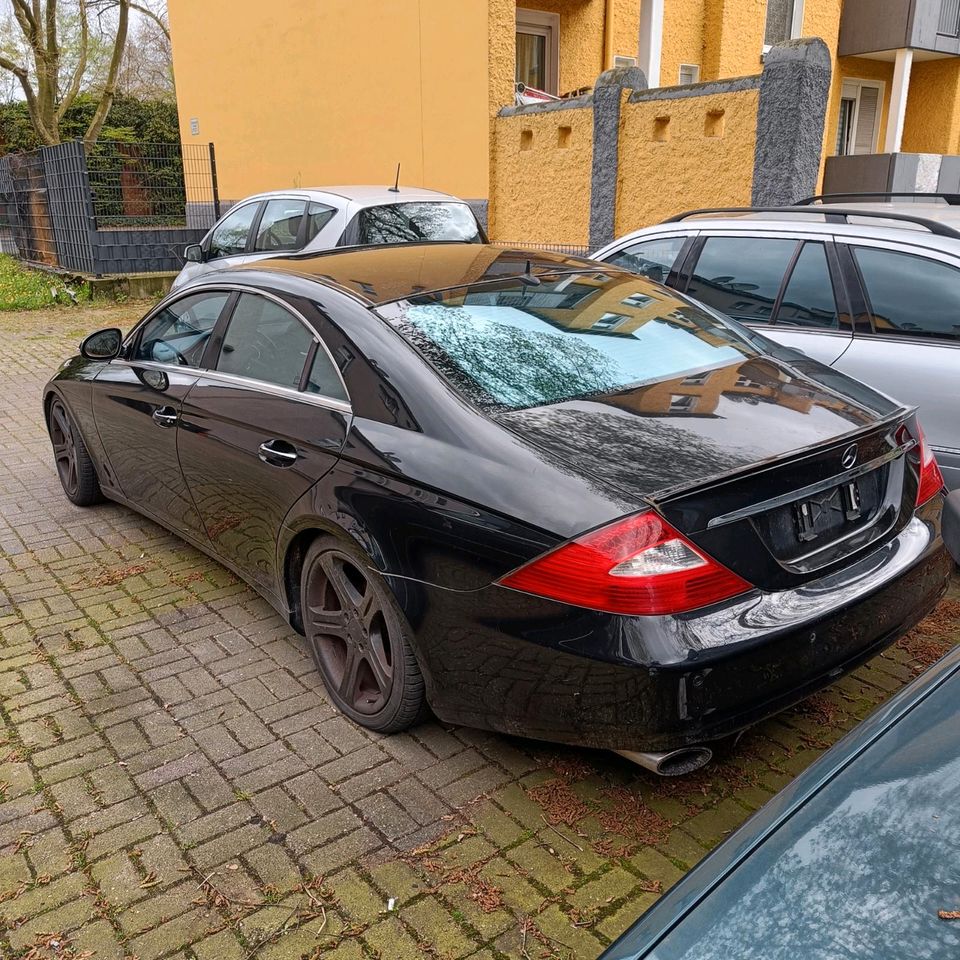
[0,140,220,275]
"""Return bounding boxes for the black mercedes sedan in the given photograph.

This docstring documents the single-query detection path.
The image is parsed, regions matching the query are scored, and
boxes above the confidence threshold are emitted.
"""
[44,245,955,772]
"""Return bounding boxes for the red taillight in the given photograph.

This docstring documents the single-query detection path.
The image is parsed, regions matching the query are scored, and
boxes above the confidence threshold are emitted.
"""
[497,512,752,616]
[898,423,944,507]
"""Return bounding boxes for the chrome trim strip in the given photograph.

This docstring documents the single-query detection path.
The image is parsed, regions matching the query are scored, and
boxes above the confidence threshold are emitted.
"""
[706,441,913,529]
[118,282,351,409]
[112,360,352,415]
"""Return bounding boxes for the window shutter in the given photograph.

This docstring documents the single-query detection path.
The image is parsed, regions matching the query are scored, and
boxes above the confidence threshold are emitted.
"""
[854,86,879,154]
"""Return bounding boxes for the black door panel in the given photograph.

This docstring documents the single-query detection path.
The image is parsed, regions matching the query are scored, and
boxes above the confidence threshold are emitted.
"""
[178,379,349,598]
[92,362,206,537]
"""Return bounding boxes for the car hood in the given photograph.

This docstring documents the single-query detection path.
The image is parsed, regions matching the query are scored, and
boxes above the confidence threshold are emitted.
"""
[602,644,960,960]
[494,351,903,504]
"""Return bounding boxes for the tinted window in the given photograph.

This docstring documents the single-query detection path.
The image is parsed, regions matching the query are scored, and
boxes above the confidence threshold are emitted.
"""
[135,292,229,366]
[208,203,259,259]
[854,247,960,340]
[356,202,482,244]
[384,274,754,410]
[304,345,348,401]
[304,201,337,244]
[775,242,839,329]
[216,294,314,388]
[605,236,686,283]
[253,198,306,252]
[686,237,798,322]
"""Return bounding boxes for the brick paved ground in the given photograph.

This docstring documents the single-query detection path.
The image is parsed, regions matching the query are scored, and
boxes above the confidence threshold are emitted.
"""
[1,302,958,960]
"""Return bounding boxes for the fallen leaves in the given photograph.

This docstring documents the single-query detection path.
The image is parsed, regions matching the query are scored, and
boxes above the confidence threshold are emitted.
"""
[526,779,588,828]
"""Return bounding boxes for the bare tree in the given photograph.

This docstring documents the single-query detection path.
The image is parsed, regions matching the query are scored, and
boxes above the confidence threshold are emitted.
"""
[117,1,173,99]
[0,0,131,147]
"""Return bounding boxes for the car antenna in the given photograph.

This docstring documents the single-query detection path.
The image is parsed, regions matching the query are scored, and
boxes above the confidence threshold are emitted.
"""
[388,163,401,193]
[519,258,542,286]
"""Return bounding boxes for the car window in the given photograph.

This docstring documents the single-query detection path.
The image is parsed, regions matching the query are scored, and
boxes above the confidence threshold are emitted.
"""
[604,236,687,283]
[385,273,755,410]
[216,293,315,388]
[134,292,230,367]
[253,198,307,252]
[355,202,482,244]
[686,237,798,323]
[854,246,960,340]
[303,201,337,244]
[208,203,259,260]
[304,344,348,401]
[774,242,839,329]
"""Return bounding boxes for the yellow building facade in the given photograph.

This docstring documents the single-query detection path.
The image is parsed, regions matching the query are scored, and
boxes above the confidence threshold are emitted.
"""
[168,0,960,239]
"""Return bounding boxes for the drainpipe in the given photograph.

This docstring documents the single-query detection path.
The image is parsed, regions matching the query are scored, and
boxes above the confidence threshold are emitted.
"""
[603,0,616,70]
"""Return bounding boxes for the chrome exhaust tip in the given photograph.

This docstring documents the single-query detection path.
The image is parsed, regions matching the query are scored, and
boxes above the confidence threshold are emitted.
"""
[615,746,713,777]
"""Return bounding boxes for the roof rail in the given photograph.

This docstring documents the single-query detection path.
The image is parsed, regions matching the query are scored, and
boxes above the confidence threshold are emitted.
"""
[798,192,960,206]
[661,205,960,240]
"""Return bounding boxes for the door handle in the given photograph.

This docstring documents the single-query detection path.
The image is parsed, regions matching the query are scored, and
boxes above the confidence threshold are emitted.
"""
[258,439,299,467]
[152,406,178,428]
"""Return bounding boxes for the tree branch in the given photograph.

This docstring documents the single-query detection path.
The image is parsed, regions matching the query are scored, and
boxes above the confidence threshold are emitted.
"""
[130,1,169,40]
[57,0,88,120]
[10,0,38,39]
[0,51,55,144]
[83,0,129,148]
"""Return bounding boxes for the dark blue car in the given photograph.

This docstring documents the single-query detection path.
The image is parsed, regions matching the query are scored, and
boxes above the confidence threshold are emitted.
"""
[603,506,960,960]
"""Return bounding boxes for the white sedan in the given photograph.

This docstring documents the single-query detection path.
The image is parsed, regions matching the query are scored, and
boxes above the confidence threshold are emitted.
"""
[172,185,485,290]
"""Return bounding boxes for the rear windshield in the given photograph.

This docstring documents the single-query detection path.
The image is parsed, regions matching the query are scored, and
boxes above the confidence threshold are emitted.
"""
[381,272,758,410]
[356,202,482,245]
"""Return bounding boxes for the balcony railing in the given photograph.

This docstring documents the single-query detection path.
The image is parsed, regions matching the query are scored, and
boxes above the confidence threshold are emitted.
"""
[940,0,960,37]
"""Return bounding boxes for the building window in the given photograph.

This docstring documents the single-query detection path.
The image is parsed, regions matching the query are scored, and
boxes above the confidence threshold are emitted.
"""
[678,63,700,85]
[516,9,560,95]
[836,80,883,156]
[669,394,696,411]
[614,55,638,69]
[592,312,630,331]
[764,0,804,47]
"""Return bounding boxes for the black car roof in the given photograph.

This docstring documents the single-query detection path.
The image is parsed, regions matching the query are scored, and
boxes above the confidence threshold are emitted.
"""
[234,243,604,305]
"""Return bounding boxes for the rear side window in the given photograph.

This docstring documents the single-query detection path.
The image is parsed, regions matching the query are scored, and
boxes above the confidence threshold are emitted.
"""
[303,202,337,244]
[208,202,259,260]
[216,293,314,388]
[253,198,306,252]
[854,247,960,340]
[383,273,755,410]
[304,346,348,401]
[355,202,482,245]
[686,237,798,323]
[775,242,840,329]
[604,236,686,283]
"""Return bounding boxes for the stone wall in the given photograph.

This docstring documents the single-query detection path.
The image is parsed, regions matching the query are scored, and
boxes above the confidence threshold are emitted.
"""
[488,37,833,249]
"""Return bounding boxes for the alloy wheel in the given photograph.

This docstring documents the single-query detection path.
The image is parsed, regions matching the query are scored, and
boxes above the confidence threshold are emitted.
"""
[49,400,79,498]
[305,550,395,714]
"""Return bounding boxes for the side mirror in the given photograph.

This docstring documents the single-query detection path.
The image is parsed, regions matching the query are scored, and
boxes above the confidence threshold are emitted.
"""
[80,327,123,361]
[184,243,204,263]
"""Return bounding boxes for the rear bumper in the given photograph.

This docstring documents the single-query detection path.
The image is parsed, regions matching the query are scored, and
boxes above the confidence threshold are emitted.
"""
[408,503,951,752]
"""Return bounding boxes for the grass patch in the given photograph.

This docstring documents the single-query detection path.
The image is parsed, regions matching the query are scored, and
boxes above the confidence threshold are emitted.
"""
[0,254,91,310]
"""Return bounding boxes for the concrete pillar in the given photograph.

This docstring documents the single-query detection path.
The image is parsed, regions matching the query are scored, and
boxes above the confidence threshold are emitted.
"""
[752,38,833,206]
[884,48,914,154]
[589,65,648,250]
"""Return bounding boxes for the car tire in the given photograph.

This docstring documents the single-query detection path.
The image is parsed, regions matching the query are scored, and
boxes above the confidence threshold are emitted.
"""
[47,397,104,507]
[300,535,427,733]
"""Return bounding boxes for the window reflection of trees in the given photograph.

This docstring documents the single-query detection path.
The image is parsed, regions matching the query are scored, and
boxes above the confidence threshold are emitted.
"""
[651,731,960,960]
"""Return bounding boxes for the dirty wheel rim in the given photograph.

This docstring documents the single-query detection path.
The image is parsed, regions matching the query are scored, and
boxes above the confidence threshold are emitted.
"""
[50,400,79,497]
[305,550,394,715]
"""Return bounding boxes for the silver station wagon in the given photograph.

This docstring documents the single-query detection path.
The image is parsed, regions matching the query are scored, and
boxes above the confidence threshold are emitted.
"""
[592,194,960,489]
